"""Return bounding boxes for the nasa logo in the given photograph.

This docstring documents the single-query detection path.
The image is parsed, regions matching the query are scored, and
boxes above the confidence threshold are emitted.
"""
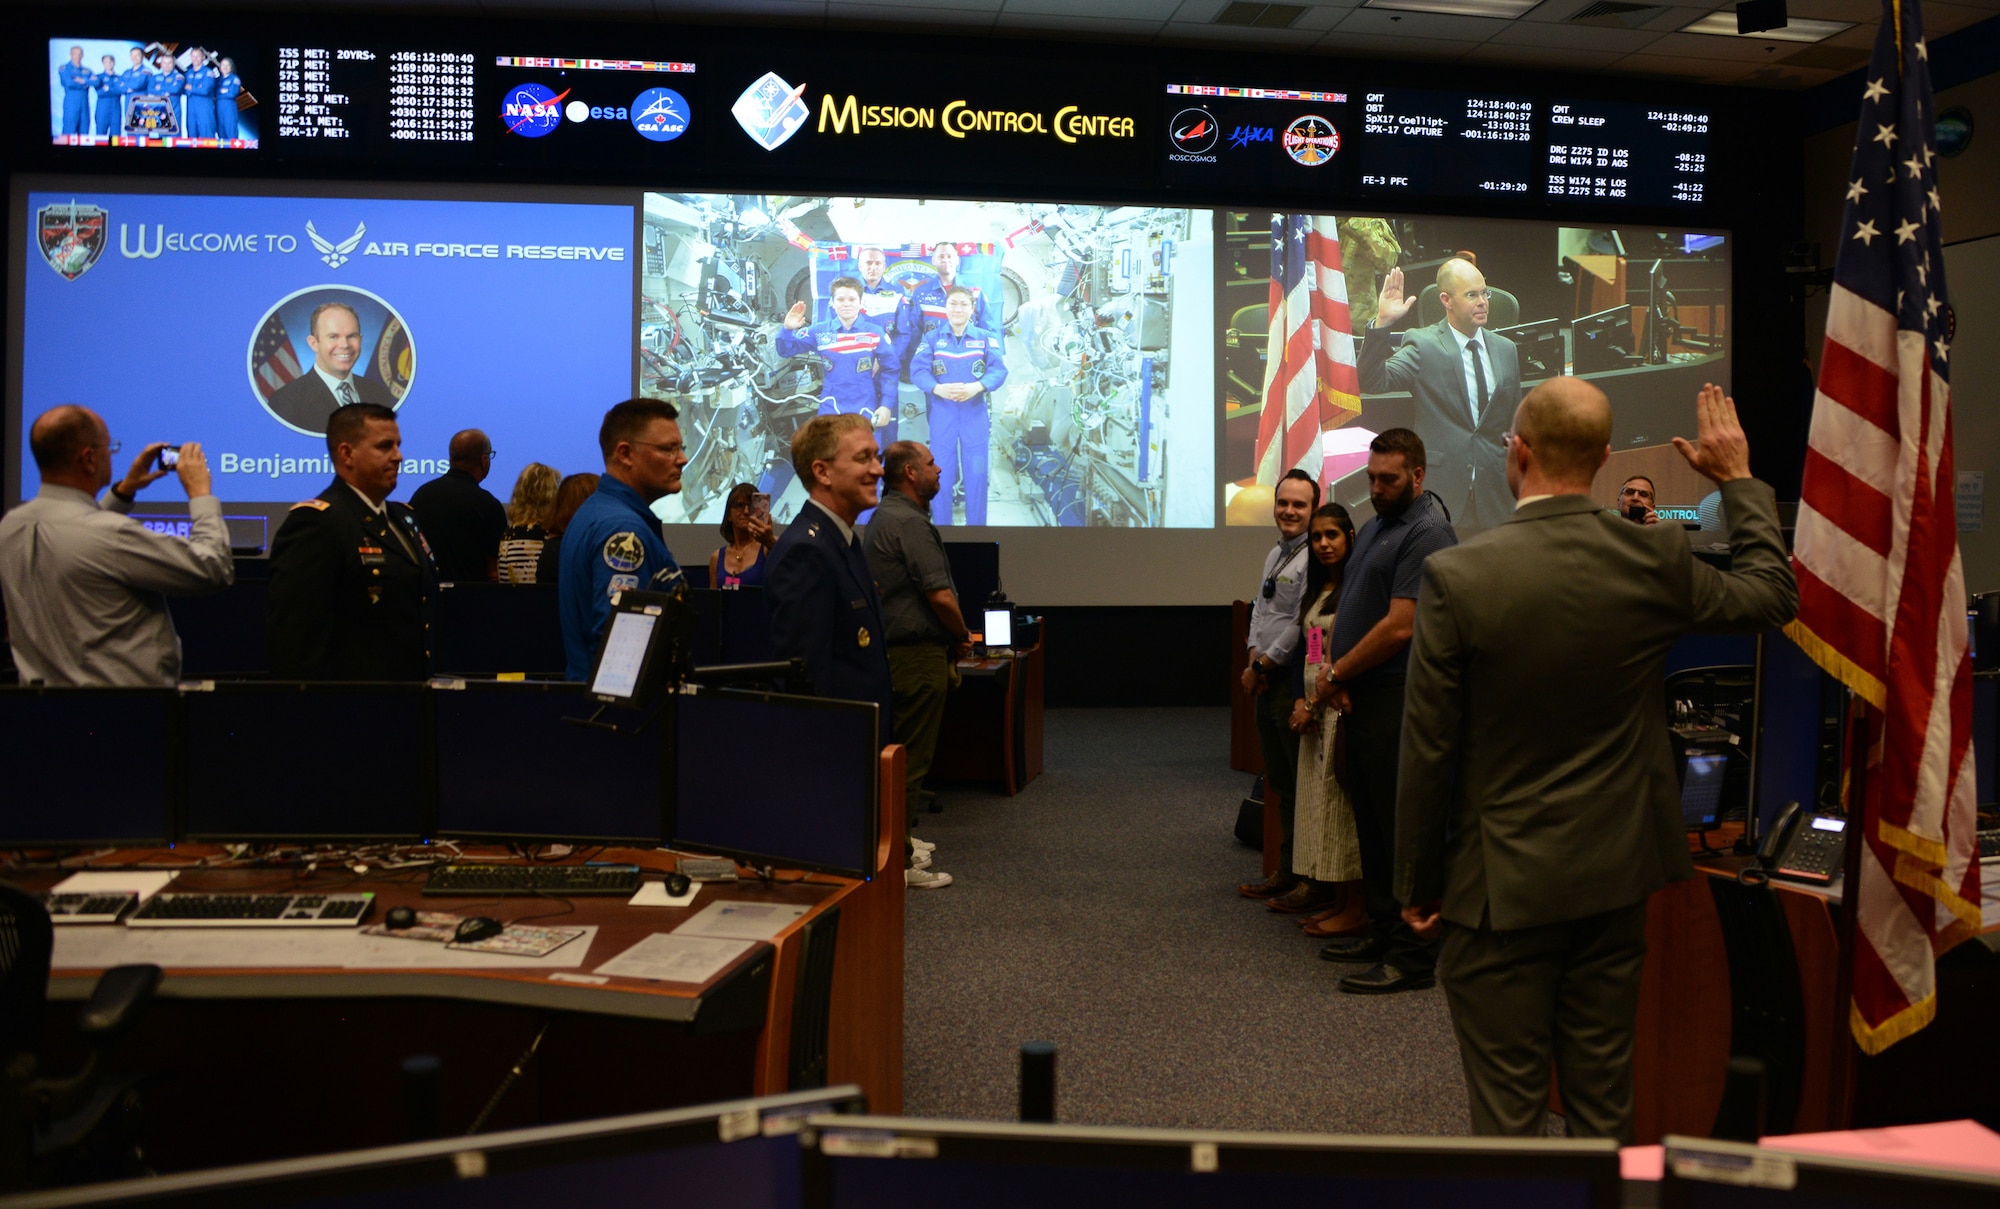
[1229,125,1274,149]
[1282,114,1339,166]
[36,201,107,281]
[501,82,568,139]
[733,71,810,151]
[1169,107,1218,155]
[631,87,690,142]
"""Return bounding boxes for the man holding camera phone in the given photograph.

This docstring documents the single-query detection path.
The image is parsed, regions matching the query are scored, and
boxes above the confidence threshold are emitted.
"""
[0,405,232,686]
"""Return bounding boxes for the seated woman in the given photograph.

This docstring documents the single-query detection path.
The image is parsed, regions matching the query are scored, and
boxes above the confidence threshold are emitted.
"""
[534,472,599,587]
[708,482,775,589]
[1267,503,1366,937]
[497,462,560,584]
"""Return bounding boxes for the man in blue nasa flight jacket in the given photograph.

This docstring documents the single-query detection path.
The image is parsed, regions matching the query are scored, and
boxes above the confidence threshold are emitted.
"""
[559,399,689,681]
[57,46,93,135]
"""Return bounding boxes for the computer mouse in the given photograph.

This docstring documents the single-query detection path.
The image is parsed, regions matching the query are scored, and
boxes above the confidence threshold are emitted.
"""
[665,872,692,897]
[384,905,417,930]
[454,916,505,944]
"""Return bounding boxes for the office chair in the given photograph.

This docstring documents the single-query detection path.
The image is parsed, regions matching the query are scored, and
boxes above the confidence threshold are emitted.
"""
[0,881,160,1190]
[1706,875,1806,1137]
[1417,282,1521,331]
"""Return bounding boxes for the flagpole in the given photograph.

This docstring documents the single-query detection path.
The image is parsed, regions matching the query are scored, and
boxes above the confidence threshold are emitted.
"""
[1829,687,1869,1126]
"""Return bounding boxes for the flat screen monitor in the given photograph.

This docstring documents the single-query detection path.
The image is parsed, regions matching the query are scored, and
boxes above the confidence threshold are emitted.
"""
[591,610,659,701]
[1681,748,1729,831]
[1571,305,1639,375]
[1495,318,1566,383]
[182,684,428,841]
[673,687,877,878]
[12,1088,864,1209]
[0,688,174,846]
[434,681,665,844]
[1661,1137,2000,1208]
[806,1116,1621,1208]
[983,608,1014,649]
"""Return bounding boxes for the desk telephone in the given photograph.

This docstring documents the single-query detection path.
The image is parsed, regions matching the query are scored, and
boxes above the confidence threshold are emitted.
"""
[1759,801,1846,884]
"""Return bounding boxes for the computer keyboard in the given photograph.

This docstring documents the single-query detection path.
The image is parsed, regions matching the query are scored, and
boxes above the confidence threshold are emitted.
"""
[1979,828,2000,864]
[40,892,139,924]
[422,864,643,896]
[128,893,375,927]
[677,857,739,882]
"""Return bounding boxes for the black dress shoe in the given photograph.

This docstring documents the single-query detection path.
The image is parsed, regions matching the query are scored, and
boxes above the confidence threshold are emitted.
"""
[1338,963,1436,994]
[1318,936,1387,963]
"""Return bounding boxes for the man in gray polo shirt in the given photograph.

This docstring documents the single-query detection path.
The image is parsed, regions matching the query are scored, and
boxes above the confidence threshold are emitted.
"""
[864,440,971,889]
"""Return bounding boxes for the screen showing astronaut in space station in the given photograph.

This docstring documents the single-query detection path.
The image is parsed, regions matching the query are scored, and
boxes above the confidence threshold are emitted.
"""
[640,193,1214,529]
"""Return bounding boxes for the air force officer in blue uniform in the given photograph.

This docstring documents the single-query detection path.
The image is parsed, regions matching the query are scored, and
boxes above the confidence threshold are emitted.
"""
[911,287,1007,526]
[776,275,900,441]
[767,414,895,738]
[559,399,689,681]
[57,46,93,135]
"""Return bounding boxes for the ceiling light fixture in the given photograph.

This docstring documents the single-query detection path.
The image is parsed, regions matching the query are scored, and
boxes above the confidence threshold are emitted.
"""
[1679,12,1853,41]
[1360,0,1541,19]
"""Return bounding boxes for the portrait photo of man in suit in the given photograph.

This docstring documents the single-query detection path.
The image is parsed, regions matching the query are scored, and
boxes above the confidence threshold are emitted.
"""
[1358,258,1522,529]
[265,300,396,435]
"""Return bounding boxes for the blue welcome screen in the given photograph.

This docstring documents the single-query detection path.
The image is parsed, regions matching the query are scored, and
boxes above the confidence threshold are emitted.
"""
[18,190,633,503]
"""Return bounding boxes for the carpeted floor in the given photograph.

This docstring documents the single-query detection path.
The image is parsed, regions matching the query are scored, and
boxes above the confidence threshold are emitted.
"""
[903,706,1471,1134]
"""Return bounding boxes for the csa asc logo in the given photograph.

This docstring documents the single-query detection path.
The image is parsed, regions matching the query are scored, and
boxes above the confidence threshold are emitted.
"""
[1283,114,1339,166]
[37,201,108,281]
[632,87,690,142]
[501,83,569,138]
[307,220,366,269]
[733,71,810,151]
[1169,107,1218,155]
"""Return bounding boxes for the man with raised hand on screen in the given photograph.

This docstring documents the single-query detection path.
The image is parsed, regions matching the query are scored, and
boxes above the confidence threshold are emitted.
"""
[911,286,1006,526]
[0,407,230,686]
[1395,381,1795,1142]
[778,276,900,442]
[1358,258,1521,529]
[267,403,438,681]
[268,302,394,435]
[559,398,688,682]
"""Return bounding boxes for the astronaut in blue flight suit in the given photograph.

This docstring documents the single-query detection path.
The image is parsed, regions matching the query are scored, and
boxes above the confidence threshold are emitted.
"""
[911,286,1007,527]
[900,240,1001,371]
[777,275,900,443]
[57,46,93,135]
[116,48,151,133]
[90,55,122,137]
[181,47,218,138]
[216,57,242,140]
[558,401,689,681]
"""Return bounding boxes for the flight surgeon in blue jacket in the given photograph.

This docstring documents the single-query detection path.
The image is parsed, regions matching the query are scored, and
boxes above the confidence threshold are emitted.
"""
[776,275,900,443]
[181,47,219,138]
[901,241,1002,371]
[559,399,689,681]
[216,57,243,140]
[57,46,93,135]
[90,55,122,137]
[911,286,1007,527]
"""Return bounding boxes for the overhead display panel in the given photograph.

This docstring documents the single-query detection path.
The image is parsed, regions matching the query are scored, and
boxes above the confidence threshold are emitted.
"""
[1545,99,1710,206]
[1356,88,1537,198]
[46,33,261,149]
[485,53,699,170]
[273,45,476,147]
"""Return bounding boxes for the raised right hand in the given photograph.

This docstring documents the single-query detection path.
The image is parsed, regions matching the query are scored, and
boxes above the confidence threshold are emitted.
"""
[1375,265,1417,327]
[782,301,809,330]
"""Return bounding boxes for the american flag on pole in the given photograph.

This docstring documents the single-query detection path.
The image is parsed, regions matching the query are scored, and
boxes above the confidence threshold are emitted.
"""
[1788,0,1980,1055]
[1253,215,1361,486]
[251,311,304,403]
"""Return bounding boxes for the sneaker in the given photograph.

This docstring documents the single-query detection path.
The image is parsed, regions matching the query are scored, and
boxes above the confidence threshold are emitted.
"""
[906,867,953,889]
[909,850,933,870]
[910,835,936,853]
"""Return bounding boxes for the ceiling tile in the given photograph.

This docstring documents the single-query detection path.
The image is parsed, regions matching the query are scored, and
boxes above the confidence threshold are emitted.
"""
[1487,20,1661,47]
[1516,0,1612,23]
[1169,0,1233,18]
[990,12,1166,33]
[1643,29,1805,58]
[999,0,1182,17]
[1462,41,1626,66]
[1308,28,1485,55]
[828,0,1004,11]
[1610,51,1757,82]
[1295,5,1363,31]
[1638,6,1714,31]
[1158,18,1321,40]
[1332,7,1513,38]
[834,4,1002,24]
[654,0,826,15]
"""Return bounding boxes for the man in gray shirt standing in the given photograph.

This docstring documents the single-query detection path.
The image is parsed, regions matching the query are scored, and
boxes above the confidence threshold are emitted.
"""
[864,440,969,890]
[0,405,233,686]
[1237,469,1318,903]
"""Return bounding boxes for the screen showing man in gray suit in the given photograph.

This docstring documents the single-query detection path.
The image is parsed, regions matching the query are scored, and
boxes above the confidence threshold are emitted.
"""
[1358,258,1520,529]
[1394,378,1797,1142]
[267,301,394,434]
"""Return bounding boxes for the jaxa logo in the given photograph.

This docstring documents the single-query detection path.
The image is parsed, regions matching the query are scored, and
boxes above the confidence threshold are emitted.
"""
[36,201,108,281]
[1229,126,1274,149]
[733,71,810,151]
[307,220,366,269]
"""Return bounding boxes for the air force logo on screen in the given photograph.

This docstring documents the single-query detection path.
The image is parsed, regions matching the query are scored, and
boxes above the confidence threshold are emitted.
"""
[36,201,108,281]
[502,83,568,138]
[308,220,366,269]
[733,71,809,151]
[632,88,689,142]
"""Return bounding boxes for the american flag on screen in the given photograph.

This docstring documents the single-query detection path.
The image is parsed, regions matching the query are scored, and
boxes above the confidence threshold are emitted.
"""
[1253,215,1360,486]
[252,311,304,403]
[1787,0,1980,1055]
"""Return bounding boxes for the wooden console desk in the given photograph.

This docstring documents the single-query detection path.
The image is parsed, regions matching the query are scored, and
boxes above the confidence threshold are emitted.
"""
[933,640,1045,795]
[20,749,907,1173]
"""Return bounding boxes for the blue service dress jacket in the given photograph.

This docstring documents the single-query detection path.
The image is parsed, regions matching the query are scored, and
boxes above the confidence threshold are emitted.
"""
[767,501,896,745]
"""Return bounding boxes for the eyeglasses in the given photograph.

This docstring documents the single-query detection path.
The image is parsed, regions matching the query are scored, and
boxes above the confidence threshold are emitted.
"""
[630,440,685,457]
[104,440,122,455]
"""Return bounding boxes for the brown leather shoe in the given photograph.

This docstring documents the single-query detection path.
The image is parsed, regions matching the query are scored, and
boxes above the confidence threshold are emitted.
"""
[1236,870,1300,899]
[1298,883,1367,935]
[1268,880,1339,914]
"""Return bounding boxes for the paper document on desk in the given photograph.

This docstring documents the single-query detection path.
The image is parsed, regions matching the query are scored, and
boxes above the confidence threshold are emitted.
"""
[594,933,754,984]
[672,900,807,941]
[51,870,177,901]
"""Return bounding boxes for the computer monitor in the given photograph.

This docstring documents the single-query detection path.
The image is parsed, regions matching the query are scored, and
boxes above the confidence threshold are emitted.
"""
[1494,318,1566,383]
[0,688,174,846]
[1681,747,1729,831]
[434,681,666,844]
[673,687,878,878]
[983,607,1014,649]
[805,1116,1622,1209]
[182,684,429,841]
[13,1088,865,1209]
[1571,305,1639,375]
[588,590,696,706]
[1661,1136,2000,1209]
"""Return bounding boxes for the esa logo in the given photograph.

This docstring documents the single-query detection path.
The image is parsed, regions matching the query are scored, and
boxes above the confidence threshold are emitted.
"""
[1229,126,1273,149]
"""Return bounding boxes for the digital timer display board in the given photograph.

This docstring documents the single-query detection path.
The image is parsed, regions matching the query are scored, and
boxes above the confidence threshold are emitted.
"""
[1545,99,1709,206]
[274,45,478,152]
[1355,89,1537,199]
